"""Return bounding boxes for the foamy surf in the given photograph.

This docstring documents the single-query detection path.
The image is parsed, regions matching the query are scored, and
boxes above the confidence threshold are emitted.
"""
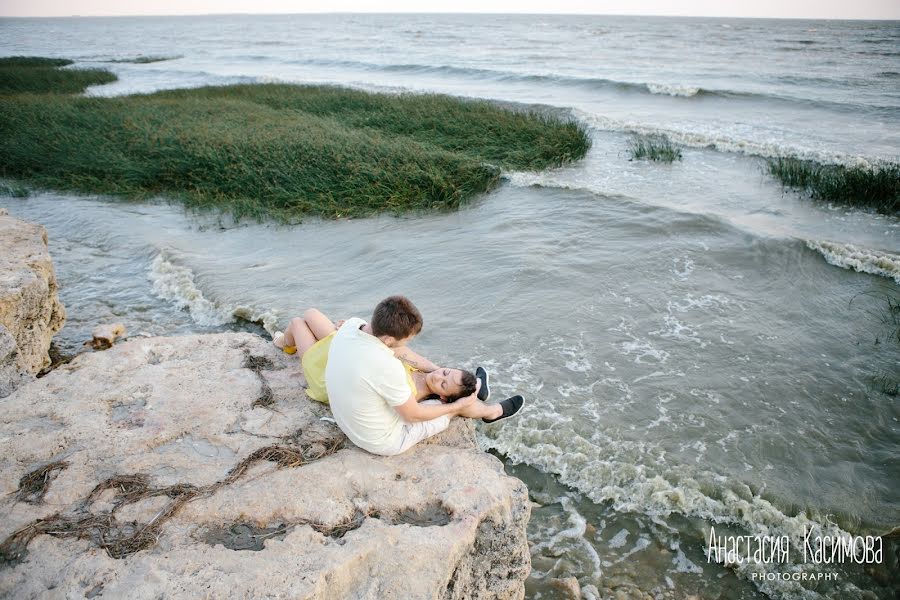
[149,253,234,326]
[481,419,866,600]
[646,83,701,97]
[807,240,900,284]
[571,109,881,167]
[149,253,283,333]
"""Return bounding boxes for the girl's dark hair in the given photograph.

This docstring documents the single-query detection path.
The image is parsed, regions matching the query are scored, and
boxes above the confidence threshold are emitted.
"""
[445,370,477,401]
[371,295,423,339]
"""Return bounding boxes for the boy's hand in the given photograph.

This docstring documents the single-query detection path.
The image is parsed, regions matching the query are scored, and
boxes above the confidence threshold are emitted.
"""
[454,393,477,412]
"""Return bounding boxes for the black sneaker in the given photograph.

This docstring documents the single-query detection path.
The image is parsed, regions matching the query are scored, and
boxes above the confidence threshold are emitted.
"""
[475,366,490,401]
[482,395,525,424]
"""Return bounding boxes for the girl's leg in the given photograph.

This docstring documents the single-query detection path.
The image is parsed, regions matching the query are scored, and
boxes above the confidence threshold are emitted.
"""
[280,308,336,357]
[283,317,318,356]
[302,308,337,340]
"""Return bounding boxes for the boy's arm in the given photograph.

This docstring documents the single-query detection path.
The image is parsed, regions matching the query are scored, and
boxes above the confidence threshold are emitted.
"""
[394,392,475,422]
[393,346,439,373]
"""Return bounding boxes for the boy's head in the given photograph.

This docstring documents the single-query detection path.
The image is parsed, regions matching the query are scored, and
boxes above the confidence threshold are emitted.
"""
[371,295,423,345]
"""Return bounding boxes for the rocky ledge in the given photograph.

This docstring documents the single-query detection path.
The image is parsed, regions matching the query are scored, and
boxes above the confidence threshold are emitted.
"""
[0,332,531,599]
[0,209,66,392]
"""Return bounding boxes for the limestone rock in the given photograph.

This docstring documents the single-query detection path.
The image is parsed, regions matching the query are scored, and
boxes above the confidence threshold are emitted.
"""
[0,324,30,398]
[0,332,530,599]
[0,212,66,374]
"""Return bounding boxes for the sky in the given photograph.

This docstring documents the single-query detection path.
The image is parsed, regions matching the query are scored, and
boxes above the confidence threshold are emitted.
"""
[1,0,899,19]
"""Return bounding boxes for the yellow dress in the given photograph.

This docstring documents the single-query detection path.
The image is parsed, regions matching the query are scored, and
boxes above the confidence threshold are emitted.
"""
[301,333,417,403]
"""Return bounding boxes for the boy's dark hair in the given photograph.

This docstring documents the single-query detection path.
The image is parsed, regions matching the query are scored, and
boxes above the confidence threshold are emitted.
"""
[371,295,423,339]
[445,370,477,402]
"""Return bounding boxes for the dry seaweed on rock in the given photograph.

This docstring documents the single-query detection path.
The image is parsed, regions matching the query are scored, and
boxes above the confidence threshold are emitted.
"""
[251,383,275,409]
[0,513,112,566]
[86,474,151,505]
[242,353,275,372]
[98,499,187,559]
[222,440,340,485]
[243,351,277,408]
[1,437,345,565]
[15,460,69,504]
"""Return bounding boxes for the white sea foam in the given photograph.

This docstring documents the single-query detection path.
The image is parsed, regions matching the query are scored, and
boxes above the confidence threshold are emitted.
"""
[671,256,695,280]
[650,314,707,347]
[482,410,862,600]
[620,338,670,364]
[547,336,593,373]
[610,316,672,364]
[646,83,701,97]
[608,528,630,549]
[149,253,233,326]
[806,240,900,284]
[632,369,685,384]
[530,497,603,580]
[672,546,703,574]
[571,108,880,166]
[232,305,282,335]
[149,253,282,332]
[667,294,733,313]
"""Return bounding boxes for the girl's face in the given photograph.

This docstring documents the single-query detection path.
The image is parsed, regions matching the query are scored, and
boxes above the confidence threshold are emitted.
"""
[426,368,465,399]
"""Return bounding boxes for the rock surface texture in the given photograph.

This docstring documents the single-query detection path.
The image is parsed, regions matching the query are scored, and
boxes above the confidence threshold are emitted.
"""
[0,333,530,599]
[0,324,26,398]
[0,211,65,378]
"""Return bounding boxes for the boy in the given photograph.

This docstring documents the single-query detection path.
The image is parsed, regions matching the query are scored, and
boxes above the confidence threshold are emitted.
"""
[325,295,524,456]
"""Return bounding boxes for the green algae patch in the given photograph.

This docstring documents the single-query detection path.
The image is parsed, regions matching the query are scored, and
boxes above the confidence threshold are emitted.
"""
[628,134,682,163]
[0,56,117,94]
[0,58,590,221]
[767,157,899,215]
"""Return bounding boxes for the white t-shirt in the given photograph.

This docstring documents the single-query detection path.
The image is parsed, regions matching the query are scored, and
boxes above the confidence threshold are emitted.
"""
[325,317,412,455]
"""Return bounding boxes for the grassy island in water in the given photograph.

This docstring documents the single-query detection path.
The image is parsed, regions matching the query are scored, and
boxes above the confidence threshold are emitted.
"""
[0,56,591,221]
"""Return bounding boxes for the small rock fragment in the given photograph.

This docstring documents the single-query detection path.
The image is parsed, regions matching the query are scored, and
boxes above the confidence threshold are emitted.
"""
[88,323,127,350]
[550,576,581,599]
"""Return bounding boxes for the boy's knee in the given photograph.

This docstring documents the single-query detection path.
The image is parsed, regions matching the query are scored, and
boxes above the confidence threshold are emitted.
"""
[289,316,305,329]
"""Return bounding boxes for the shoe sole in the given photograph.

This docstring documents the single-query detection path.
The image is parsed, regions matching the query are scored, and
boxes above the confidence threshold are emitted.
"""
[483,395,524,424]
[476,367,491,402]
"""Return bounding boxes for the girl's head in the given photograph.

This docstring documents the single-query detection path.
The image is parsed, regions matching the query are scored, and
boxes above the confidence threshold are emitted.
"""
[426,368,477,402]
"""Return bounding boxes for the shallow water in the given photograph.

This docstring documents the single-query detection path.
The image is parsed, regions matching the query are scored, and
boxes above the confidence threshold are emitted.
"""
[2,13,899,599]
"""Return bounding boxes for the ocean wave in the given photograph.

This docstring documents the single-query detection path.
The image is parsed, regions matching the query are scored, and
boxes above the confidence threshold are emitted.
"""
[149,253,233,326]
[773,38,822,45]
[571,109,883,166]
[274,56,893,114]
[481,415,862,599]
[505,173,900,287]
[645,83,701,97]
[857,50,900,57]
[806,240,900,284]
[149,253,281,331]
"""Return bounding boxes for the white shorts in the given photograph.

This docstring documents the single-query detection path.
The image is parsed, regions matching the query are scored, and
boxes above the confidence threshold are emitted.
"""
[383,400,450,456]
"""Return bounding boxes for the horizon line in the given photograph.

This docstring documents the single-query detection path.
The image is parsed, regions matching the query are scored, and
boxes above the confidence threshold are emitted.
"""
[2,11,899,21]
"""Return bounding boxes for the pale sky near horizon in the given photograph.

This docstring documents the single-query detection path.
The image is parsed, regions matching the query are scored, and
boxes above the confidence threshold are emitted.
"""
[2,1,899,20]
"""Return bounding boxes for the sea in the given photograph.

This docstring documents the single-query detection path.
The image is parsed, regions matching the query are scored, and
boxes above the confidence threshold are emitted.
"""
[1,13,898,599]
